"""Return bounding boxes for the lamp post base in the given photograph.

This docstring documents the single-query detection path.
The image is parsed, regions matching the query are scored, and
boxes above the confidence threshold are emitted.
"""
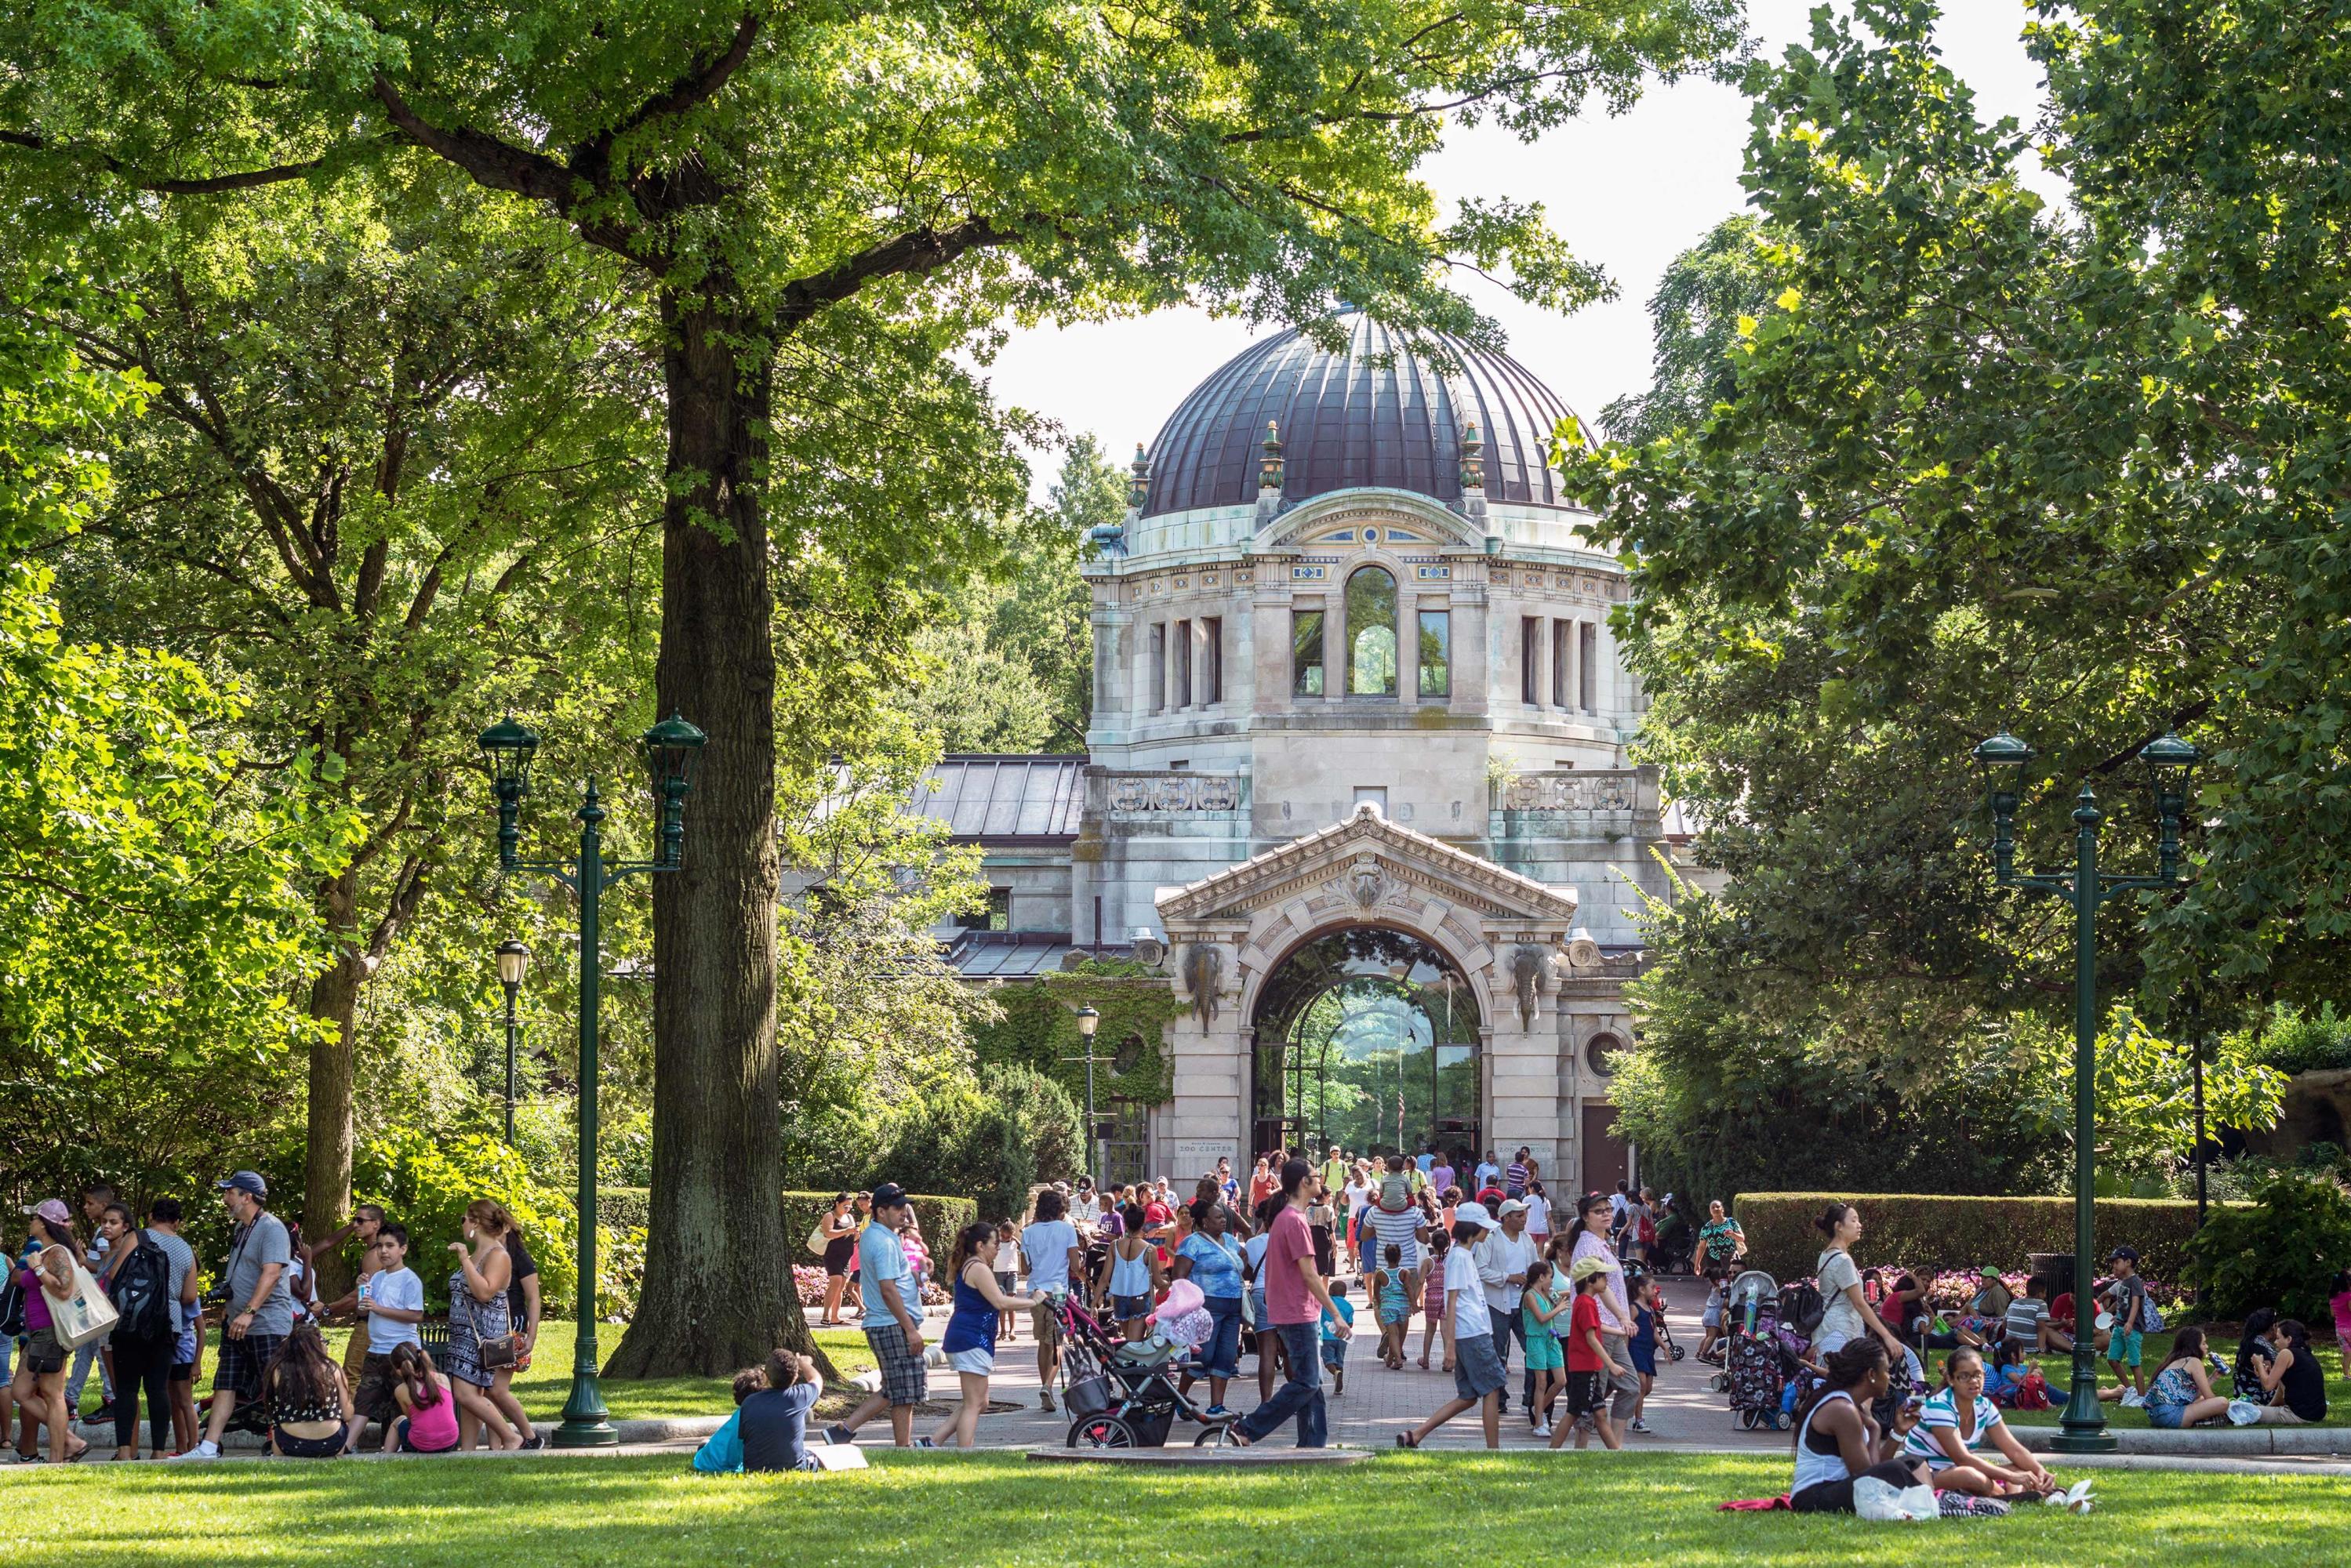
[552,1370,620,1448]
[2049,1369,2115,1453]
[551,1419,621,1449]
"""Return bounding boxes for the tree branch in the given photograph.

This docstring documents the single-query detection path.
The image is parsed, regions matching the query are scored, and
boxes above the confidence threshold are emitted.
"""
[774,216,1025,332]
[573,12,763,184]
[0,127,372,194]
[369,74,580,209]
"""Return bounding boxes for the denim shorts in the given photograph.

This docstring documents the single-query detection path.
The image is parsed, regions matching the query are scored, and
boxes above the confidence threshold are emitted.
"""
[1110,1293,1153,1321]
[1452,1331,1506,1401]
[2146,1399,2186,1429]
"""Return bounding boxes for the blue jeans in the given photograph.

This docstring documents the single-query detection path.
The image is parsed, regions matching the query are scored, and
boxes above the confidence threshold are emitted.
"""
[1237,1322,1325,1447]
[64,1338,111,1413]
[1200,1295,1243,1381]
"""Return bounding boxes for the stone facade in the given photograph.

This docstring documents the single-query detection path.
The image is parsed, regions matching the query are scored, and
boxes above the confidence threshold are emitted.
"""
[935,319,1675,1192]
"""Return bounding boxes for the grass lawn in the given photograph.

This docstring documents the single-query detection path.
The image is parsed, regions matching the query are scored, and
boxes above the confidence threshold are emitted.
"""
[0,1451,2339,1566]
[1995,1332,2350,1429]
[78,1322,881,1425]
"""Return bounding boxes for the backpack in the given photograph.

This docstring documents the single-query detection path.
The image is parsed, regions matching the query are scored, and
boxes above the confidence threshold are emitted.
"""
[0,1269,21,1339]
[108,1232,174,1343]
[1779,1281,1825,1338]
[1636,1210,1658,1248]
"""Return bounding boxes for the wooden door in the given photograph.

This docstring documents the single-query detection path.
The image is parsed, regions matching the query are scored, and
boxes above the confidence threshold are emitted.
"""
[1581,1102,1628,1198]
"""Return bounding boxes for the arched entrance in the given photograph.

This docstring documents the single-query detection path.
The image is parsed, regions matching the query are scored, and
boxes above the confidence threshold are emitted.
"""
[1249,927,1481,1164]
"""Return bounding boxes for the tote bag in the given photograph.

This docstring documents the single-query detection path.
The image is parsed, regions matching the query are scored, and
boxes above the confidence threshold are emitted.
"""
[49,1248,120,1351]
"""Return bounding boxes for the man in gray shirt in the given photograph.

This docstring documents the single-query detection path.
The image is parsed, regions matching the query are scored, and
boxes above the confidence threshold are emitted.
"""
[169,1171,291,1460]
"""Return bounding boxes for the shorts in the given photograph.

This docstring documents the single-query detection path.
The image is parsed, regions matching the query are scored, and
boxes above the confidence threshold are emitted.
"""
[947,1346,995,1377]
[20,1327,65,1376]
[2111,1330,2143,1368]
[823,1236,856,1279]
[994,1272,1018,1301]
[1321,1338,1348,1370]
[1029,1301,1065,1346]
[214,1330,286,1403]
[2146,1399,2187,1430]
[352,1352,405,1424]
[1522,1332,1563,1373]
[176,1323,201,1369]
[273,1425,347,1458]
[864,1321,928,1408]
[1111,1293,1153,1321]
[1452,1332,1506,1402]
[1702,1307,1723,1329]
[1564,1369,1608,1417]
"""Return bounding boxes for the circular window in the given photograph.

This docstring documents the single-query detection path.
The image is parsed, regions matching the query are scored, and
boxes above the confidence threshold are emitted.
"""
[1362,526,1379,543]
[1585,1032,1622,1077]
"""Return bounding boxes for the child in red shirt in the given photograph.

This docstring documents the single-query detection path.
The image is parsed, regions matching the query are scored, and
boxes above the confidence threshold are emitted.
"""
[1550,1257,1622,1451]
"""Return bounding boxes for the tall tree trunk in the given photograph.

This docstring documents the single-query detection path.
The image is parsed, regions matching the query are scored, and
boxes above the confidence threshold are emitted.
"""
[609,286,816,1376]
[304,865,362,1296]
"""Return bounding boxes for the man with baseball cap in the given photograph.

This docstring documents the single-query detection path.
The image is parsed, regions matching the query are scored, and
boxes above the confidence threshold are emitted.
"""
[825,1183,929,1447]
[169,1171,292,1460]
[1398,1200,1507,1448]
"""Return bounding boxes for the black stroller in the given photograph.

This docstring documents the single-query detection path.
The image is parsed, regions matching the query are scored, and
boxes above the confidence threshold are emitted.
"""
[1721,1269,1801,1429]
[1053,1294,1234,1448]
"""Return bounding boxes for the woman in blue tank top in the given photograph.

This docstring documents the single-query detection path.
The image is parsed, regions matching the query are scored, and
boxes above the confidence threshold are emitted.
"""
[932,1222,1034,1447]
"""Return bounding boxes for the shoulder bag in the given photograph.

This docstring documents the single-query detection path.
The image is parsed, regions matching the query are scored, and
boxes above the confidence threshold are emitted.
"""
[464,1281,521,1370]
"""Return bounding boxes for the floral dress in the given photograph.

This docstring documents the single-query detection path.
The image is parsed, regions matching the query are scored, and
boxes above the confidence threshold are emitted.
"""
[446,1267,510,1388]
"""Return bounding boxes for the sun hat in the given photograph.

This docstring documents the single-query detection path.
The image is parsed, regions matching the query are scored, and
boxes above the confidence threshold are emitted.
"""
[1568,1256,1614,1284]
[1454,1200,1498,1233]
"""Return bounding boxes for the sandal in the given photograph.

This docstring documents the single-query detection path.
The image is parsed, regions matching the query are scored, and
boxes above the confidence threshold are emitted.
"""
[1395,1430,1419,1449]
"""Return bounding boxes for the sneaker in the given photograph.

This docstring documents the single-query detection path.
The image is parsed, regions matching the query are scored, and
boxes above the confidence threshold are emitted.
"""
[1629,1417,1650,1433]
[165,1442,220,1461]
[913,1437,936,1449]
[1531,1421,1553,1439]
[2227,1399,2261,1426]
[520,1434,546,1451]
[1203,1405,1234,1420]
[823,1423,856,1447]
[1039,1388,1057,1413]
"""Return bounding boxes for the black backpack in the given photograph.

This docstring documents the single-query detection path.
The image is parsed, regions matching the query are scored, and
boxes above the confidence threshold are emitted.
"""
[110,1232,175,1342]
[0,1269,22,1339]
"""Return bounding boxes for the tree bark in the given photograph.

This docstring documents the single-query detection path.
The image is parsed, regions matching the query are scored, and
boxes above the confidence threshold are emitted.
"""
[608,286,819,1376]
[303,864,363,1296]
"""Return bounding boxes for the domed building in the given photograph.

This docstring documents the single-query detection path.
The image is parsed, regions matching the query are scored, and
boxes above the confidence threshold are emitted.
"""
[928,310,1667,1192]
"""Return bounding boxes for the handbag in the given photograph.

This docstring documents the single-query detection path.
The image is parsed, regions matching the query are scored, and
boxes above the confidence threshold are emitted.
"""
[49,1248,120,1351]
[463,1287,520,1370]
[805,1218,832,1258]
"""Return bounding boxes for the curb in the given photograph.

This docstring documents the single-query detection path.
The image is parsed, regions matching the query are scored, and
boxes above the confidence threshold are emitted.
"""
[2015,1426,2351,1457]
[72,1414,728,1452]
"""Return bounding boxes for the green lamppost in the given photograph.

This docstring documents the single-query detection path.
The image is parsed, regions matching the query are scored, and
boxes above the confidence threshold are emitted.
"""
[478,710,707,1447]
[496,939,530,1145]
[1972,728,2200,1453]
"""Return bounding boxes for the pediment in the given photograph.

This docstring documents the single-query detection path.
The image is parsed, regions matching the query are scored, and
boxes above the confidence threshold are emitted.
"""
[1157,804,1579,931]
[1258,488,1477,553]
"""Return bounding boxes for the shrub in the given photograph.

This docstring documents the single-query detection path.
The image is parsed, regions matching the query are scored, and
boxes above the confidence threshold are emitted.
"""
[346,1129,579,1314]
[2242,1003,2351,1076]
[2182,1173,2351,1323]
[1733,1192,2225,1283]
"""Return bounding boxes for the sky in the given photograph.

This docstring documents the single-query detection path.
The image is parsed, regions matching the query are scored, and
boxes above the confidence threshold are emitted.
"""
[984,1,2057,499]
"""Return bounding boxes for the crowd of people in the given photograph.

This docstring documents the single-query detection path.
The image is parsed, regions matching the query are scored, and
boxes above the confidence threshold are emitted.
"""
[5,1171,544,1462]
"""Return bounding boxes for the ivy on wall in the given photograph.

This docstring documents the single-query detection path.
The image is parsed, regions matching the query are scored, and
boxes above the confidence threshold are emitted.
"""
[968,960,1183,1107]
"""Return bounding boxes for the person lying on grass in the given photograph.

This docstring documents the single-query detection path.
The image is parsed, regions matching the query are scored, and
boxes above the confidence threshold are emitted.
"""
[1899,1348,2056,1498]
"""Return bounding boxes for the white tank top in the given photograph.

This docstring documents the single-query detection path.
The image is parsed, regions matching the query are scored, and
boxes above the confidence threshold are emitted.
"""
[1792,1388,1855,1495]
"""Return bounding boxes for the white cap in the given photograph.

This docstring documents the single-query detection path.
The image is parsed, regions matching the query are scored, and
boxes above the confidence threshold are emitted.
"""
[1497,1198,1528,1218]
[1454,1201,1498,1232]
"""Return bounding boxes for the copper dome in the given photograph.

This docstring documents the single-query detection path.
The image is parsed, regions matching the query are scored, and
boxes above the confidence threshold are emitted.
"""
[1139,310,1579,519]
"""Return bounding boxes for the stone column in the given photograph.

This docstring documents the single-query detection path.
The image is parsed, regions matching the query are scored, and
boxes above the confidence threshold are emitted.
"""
[1252,582,1292,717]
[1453,581,1488,717]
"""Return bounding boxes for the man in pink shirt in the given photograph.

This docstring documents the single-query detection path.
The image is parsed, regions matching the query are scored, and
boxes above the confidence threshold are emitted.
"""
[1227,1159,1350,1447]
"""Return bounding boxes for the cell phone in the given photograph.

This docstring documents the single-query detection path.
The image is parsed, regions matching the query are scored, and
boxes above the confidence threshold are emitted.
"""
[1902,1392,1924,1413]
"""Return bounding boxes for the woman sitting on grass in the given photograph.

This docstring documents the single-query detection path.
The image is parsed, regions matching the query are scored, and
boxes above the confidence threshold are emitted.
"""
[2252,1319,2327,1425]
[2135,1329,2259,1430]
[1785,1339,1929,1513]
[261,1323,355,1459]
[1899,1348,2056,1498]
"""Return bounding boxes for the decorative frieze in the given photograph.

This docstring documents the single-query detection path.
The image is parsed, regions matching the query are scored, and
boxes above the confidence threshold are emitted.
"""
[1108,772,1244,813]
[1499,771,1641,813]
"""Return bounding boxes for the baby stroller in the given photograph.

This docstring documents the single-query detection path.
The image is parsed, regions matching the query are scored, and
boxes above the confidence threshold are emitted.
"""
[1052,1292,1234,1449]
[1722,1269,1796,1430]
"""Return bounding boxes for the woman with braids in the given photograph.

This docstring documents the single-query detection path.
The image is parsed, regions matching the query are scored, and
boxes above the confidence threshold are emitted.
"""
[1787,1339,1931,1513]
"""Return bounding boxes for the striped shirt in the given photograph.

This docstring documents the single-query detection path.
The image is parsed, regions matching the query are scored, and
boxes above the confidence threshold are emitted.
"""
[1364,1204,1426,1269]
[1902,1386,2003,1469]
[2004,1295,2050,1343]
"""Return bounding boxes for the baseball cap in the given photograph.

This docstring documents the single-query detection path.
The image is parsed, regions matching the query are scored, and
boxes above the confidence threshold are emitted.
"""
[1497,1198,1528,1218]
[22,1198,71,1228]
[870,1182,909,1211]
[2107,1246,2138,1265]
[1453,1200,1498,1232]
[1568,1255,1615,1283]
[215,1171,268,1198]
[1980,1266,2004,1280]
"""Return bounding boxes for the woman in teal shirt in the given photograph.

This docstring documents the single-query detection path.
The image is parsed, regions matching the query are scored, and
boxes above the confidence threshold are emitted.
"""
[1173,1200,1247,1417]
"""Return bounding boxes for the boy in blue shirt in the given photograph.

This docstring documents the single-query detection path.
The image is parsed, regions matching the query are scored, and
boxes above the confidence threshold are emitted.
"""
[1321,1279,1357,1396]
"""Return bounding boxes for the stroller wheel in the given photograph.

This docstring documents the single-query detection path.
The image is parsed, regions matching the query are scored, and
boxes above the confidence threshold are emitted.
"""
[1194,1422,1234,1447]
[1670,1344,1687,1362]
[1066,1415,1139,1449]
[1739,1408,1760,1430]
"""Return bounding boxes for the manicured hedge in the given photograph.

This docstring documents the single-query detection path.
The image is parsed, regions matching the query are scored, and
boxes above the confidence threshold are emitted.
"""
[598,1187,977,1278]
[1733,1192,2230,1284]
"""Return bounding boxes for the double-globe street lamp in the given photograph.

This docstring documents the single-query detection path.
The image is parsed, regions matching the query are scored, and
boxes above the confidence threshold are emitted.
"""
[1971,728,2200,1454]
[477,711,707,1447]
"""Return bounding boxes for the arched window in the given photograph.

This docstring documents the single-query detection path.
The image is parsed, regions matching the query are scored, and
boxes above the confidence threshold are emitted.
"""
[1346,566,1397,696]
[1585,1031,1623,1078]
